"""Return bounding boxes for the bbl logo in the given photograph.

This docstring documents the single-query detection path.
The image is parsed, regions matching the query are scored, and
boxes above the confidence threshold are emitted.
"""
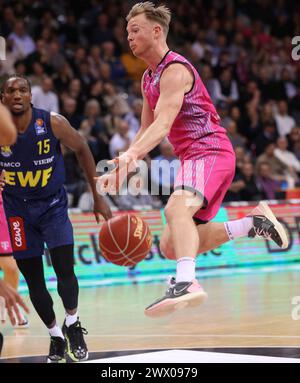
[0,146,13,158]
[34,118,47,135]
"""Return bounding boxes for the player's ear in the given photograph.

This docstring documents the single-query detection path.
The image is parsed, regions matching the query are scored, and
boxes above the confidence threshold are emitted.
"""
[153,24,162,38]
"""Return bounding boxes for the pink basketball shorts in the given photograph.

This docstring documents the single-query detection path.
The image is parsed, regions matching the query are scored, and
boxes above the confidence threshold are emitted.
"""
[0,193,13,255]
[174,135,236,223]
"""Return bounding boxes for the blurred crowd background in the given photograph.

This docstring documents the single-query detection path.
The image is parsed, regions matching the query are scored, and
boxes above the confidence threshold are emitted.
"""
[1,0,300,210]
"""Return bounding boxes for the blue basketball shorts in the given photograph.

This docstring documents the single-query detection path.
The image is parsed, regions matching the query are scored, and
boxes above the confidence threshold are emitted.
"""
[2,188,74,260]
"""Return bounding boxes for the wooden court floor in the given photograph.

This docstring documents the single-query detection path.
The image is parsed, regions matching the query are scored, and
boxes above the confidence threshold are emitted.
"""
[1,268,300,360]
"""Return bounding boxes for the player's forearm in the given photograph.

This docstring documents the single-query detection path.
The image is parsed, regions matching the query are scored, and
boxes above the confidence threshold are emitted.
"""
[129,126,147,147]
[0,104,17,145]
[129,120,169,159]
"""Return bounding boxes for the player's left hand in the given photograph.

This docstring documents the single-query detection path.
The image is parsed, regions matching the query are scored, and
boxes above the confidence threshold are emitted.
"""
[93,195,113,223]
[0,170,6,192]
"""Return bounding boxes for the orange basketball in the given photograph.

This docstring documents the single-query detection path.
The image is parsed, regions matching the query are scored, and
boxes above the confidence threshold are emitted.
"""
[99,214,152,266]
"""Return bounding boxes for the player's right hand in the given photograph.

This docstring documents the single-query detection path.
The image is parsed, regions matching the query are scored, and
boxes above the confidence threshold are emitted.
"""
[0,280,30,326]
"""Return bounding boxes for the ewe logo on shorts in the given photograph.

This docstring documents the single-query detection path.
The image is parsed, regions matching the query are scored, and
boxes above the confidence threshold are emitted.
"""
[9,217,27,251]
[0,146,13,158]
[34,118,47,135]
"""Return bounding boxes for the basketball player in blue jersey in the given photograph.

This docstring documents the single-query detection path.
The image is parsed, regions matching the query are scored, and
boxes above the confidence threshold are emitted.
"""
[0,75,112,363]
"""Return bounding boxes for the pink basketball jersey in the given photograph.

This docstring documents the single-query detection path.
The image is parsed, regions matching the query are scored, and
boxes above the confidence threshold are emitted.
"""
[143,50,231,158]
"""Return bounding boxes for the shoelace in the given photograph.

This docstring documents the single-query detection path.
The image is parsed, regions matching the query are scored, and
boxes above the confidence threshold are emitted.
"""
[68,324,88,350]
[253,226,272,240]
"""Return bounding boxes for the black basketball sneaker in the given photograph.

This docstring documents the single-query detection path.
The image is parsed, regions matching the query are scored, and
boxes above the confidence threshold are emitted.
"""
[62,319,88,362]
[47,336,67,363]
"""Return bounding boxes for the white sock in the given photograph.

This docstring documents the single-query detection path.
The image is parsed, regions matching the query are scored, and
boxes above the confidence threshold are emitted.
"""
[224,217,253,240]
[49,325,64,339]
[65,311,78,327]
[176,257,196,283]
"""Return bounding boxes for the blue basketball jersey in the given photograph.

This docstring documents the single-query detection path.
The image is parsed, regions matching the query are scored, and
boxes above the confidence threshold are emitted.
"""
[0,107,65,199]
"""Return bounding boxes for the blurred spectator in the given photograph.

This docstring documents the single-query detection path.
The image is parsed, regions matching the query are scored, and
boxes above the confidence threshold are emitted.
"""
[234,145,252,177]
[25,39,51,75]
[288,127,300,153]
[8,20,36,57]
[200,64,218,104]
[91,13,114,44]
[274,137,300,184]
[0,6,16,37]
[216,100,231,128]
[61,97,83,130]
[53,61,74,93]
[67,78,86,114]
[274,100,296,137]
[28,62,45,87]
[280,68,297,100]
[127,80,143,106]
[256,142,293,186]
[109,118,135,159]
[31,76,59,113]
[213,68,239,106]
[101,41,127,86]
[87,45,103,79]
[47,41,65,72]
[256,162,281,200]
[227,162,262,202]
[124,98,143,134]
[226,120,246,148]
[254,121,278,156]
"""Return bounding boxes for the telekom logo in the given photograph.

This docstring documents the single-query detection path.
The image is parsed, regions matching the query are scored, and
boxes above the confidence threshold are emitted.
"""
[0,241,10,251]
[0,37,6,60]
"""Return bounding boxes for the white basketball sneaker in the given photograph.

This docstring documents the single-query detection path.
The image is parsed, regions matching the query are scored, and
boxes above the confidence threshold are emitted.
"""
[247,201,289,249]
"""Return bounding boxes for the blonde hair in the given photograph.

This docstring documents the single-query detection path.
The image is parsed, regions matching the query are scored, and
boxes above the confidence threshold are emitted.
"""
[126,2,171,35]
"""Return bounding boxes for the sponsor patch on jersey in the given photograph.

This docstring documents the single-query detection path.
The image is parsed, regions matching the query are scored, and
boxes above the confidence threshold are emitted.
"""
[9,217,27,251]
[0,146,13,158]
[34,118,47,135]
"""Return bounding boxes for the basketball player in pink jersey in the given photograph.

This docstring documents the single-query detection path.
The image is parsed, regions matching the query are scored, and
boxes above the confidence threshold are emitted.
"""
[98,2,289,317]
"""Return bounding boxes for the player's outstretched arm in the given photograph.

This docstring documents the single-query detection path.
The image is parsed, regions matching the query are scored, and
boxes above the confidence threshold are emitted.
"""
[127,63,192,160]
[0,103,17,146]
[51,113,112,222]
